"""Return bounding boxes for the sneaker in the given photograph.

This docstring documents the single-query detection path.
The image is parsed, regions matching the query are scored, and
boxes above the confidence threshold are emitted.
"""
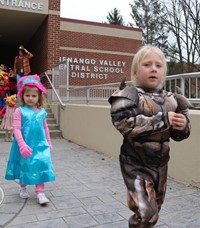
[19,187,30,199]
[37,193,49,205]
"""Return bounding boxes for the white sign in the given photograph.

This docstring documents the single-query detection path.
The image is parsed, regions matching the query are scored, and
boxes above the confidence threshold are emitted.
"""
[0,0,45,11]
[60,57,126,80]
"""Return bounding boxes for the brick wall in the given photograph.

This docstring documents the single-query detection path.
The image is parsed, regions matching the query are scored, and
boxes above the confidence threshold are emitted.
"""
[59,20,142,86]
[60,31,141,54]
[49,0,60,11]
[60,50,136,86]
[30,1,142,88]
[47,0,60,69]
[47,14,60,69]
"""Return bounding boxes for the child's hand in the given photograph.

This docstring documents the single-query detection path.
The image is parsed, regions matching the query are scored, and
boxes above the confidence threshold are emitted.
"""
[19,144,32,158]
[168,112,187,131]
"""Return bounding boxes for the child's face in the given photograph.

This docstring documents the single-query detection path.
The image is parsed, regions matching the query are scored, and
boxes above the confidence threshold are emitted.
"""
[135,52,165,89]
[23,88,39,108]
[18,50,24,57]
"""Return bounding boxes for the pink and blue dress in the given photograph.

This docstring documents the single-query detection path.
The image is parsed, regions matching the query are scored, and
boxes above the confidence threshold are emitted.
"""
[5,106,55,185]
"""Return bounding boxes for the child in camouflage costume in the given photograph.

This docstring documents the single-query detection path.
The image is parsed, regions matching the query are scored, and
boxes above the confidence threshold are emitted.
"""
[108,45,191,227]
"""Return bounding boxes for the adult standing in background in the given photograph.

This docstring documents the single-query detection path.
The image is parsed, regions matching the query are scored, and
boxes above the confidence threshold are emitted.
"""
[13,45,33,84]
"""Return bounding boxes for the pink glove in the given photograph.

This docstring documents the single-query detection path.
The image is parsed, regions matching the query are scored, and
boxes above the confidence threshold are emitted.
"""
[19,144,32,158]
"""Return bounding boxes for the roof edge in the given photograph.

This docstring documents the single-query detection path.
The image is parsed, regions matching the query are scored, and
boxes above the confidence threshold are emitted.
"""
[60,17,142,32]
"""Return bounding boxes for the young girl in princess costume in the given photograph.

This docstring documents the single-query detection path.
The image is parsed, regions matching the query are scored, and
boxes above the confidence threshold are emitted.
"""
[5,75,55,205]
[1,94,17,142]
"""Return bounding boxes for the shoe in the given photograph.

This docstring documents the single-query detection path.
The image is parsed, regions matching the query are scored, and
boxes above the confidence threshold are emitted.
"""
[37,193,49,205]
[19,187,30,199]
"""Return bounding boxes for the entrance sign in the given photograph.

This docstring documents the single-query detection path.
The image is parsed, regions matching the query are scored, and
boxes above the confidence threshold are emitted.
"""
[0,0,49,14]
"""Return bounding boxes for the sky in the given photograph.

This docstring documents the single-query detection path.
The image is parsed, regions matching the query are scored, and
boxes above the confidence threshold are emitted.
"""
[60,0,133,25]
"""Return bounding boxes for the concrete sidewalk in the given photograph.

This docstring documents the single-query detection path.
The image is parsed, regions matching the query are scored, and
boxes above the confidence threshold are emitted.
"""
[1,138,200,228]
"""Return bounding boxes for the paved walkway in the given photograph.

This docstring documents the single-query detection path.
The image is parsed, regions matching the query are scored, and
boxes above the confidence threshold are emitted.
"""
[1,138,200,228]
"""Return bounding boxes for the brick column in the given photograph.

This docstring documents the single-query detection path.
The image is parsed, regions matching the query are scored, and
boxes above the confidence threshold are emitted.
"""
[47,0,60,69]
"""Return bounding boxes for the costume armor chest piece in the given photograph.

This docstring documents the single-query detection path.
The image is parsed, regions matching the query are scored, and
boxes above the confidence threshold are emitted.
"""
[137,89,178,116]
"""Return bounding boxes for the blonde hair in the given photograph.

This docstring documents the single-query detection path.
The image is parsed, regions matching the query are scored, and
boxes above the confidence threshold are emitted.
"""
[20,86,45,108]
[131,45,167,88]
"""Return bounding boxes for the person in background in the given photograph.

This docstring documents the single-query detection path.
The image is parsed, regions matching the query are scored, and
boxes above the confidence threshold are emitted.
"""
[5,75,55,205]
[0,69,10,114]
[13,45,33,84]
[108,45,191,227]
[8,68,17,95]
[1,94,17,142]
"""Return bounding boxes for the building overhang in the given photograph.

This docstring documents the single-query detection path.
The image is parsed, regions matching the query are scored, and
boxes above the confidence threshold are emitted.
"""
[0,0,49,45]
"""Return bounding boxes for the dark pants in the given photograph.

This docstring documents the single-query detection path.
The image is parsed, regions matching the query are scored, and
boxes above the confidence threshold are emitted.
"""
[120,154,168,228]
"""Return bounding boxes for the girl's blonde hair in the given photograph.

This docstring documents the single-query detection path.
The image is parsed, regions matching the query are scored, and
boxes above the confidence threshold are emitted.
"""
[20,86,45,108]
[131,45,167,88]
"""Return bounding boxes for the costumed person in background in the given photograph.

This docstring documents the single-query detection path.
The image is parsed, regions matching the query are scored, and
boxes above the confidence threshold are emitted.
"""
[0,67,10,115]
[8,68,17,95]
[13,45,33,84]
[108,45,191,227]
[1,94,17,142]
[5,75,55,205]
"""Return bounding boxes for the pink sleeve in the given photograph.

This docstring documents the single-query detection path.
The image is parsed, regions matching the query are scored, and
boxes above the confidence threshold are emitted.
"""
[13,108,26,147]
[44,120,53,151]
[13,108,21,129]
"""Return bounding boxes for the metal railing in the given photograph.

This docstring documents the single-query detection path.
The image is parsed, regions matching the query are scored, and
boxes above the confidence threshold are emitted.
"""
[51,60,69,106]
[66,73,200,104]
[164,72,200,103]
[44,72,66,108]
[67,82,127,103]
[48,60,200,105]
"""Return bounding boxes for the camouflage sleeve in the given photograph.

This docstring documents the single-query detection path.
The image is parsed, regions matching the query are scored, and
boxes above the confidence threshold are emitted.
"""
[110,97,170,137]
[170,109,191,141]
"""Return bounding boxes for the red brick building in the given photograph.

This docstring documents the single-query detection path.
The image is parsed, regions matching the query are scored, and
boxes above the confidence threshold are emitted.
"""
[0,0,142,86]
